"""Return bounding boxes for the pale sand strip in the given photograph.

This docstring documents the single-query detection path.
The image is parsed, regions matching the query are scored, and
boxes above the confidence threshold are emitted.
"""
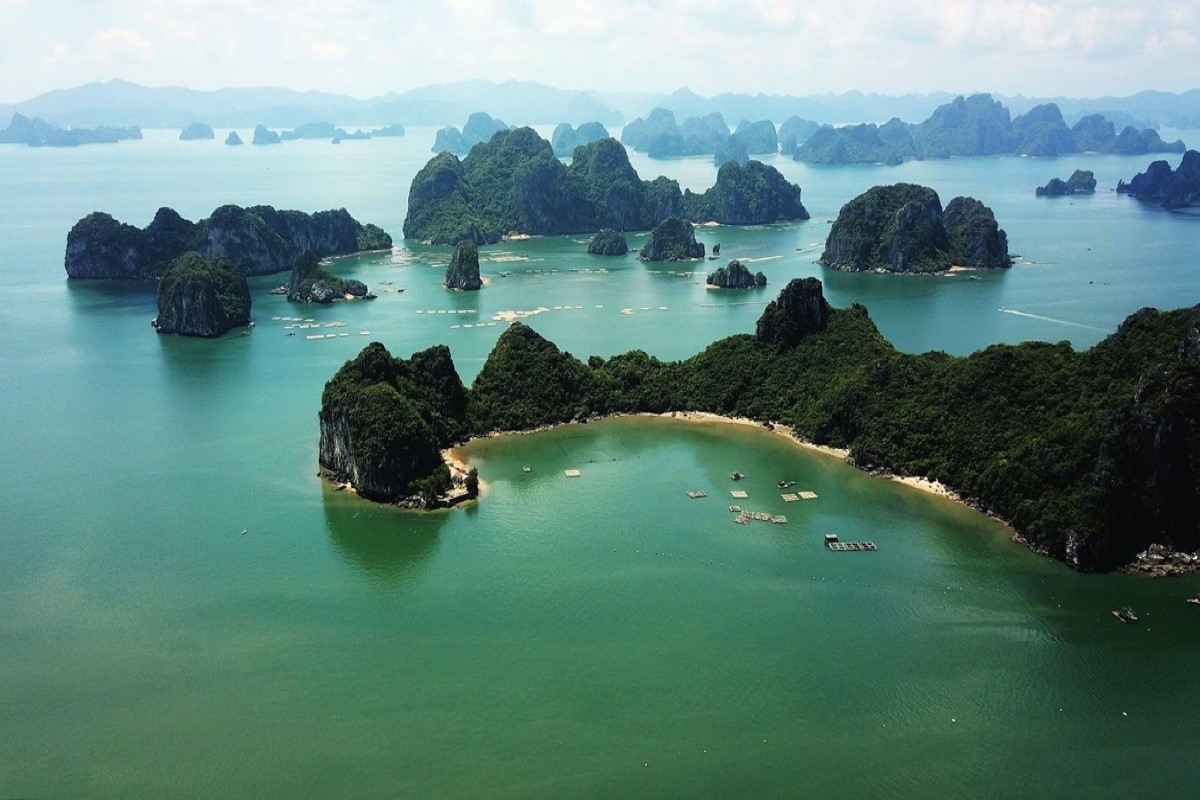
[448,410,983,512]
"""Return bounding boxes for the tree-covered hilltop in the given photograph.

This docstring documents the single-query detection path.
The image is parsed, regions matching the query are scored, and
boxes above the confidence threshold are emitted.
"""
[706,259,766,289]
[796,120,914,165]
[403,129,691,244]
[683,160,809,224]
[820,184,1010,273]
[1118,150,1200,210]
[638,217,704,261]
[320,278,1200,572]
[445,240,482,290]
[319,342,469,506]
[153,252,251,337]
[403,130,815,244]
[587,228,628,255]
[65,204,392,279]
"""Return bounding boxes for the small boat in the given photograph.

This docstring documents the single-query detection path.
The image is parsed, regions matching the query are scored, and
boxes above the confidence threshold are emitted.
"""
[1112,607,1139,623]
[1187,597,1200,605]
[730,471,744,481]
[522,465,532,473]
[777,479,796,489]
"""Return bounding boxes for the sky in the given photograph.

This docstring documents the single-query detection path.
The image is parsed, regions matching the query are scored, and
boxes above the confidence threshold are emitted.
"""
[0,0,1197,103]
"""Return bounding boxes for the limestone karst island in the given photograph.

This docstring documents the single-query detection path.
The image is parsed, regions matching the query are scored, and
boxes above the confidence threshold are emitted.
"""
[6,7,1200,794]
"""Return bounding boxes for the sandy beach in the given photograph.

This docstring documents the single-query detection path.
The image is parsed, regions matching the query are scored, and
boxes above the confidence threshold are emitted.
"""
[447,409,987,515]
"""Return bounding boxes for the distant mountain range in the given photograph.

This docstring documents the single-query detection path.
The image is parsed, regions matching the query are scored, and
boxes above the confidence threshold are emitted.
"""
[2,78,1200,131]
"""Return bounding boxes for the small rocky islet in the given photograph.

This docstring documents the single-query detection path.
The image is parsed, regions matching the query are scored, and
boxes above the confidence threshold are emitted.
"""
[153,252,251,338]
[1036,169,1097,197]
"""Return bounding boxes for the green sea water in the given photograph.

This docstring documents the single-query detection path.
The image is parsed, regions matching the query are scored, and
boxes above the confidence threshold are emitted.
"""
[2,128,1199,796]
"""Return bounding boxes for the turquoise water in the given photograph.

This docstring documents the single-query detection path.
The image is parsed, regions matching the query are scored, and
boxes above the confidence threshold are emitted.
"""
[2,128,1199,796]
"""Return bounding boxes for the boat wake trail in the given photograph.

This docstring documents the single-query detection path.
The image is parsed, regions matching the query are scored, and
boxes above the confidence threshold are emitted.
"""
[997,308,1107,332]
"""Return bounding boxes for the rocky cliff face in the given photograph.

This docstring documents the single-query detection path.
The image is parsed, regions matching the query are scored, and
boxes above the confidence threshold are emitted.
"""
[683,160,809,224]
[943,197,1011,269]
[1117,150,1200,209]
[153,252,251,337]
[638,217,704,261]
[707,259,765,288]
[1036,169,1097,197]
[179,122,214,140]
[587,229,628,255]
[65,205,392,279]
[252,124,280,144]
[551,121,610,157]
[225,131,242,146]
[755,277,829,347]
[821,184,1009,273]
[319,342,462,504]
[445,240,482,290]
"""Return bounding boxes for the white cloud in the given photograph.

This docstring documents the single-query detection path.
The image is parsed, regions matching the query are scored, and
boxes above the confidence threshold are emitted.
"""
[89,27,153,64]
[1,0,1198,102]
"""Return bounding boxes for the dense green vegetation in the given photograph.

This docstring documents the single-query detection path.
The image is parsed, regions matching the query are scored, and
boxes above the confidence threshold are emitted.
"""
[65,204,392,279]
[154,252,251,337]
[403,130,689,244]
[684,160,809,224]
[821,184,1010,273]
[706,259,765,288]
[639,217,704,261]
[287,251,370,303]
[322,279,1200,570]
[551,121,609,157]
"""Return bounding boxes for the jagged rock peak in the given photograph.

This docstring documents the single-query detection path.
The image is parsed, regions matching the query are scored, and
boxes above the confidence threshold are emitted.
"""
[445,240,482,290]
[638,217,704,261]
[755,277,829,347]
[587,228,628,255]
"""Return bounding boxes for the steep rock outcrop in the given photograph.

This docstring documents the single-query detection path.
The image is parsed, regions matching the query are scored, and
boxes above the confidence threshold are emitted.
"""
[587,229,629,255]
[225,131,243,146]
[778,116,820,156]
[732,119,778,154]
[912,93,1013,158]
[821,184,1009,273]
[252,124,280,145]
[433,125,470,154]
[1118,150,1200,209]
[404,129,684,244]
[153,252,251,337]
[179,122,214,140]
[707,259,766,289]
[319,342,464,504]
[65,205,392,279]
[795,120,914,165]
[551,121,609,157]
[1036,169,1097,197]
[684,160,808,224]
[445,240,482,290]
[638,217,704,261]
[1011,103,1076,156]
[755,277,829,346]
[287,251,372,303]
[944,197,1011,269]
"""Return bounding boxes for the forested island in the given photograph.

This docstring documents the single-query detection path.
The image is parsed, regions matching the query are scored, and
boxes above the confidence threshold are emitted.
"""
[820,184,1010,273]
[1118,150,1200,210]
[1036,170,1097,197]
[286,251,373,303]
[153,252,251,337]
[319,278,1200,573]
[65,205,391,279]
[551,122,610,157]
[403,129,805,244]
[433,111,508,155]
